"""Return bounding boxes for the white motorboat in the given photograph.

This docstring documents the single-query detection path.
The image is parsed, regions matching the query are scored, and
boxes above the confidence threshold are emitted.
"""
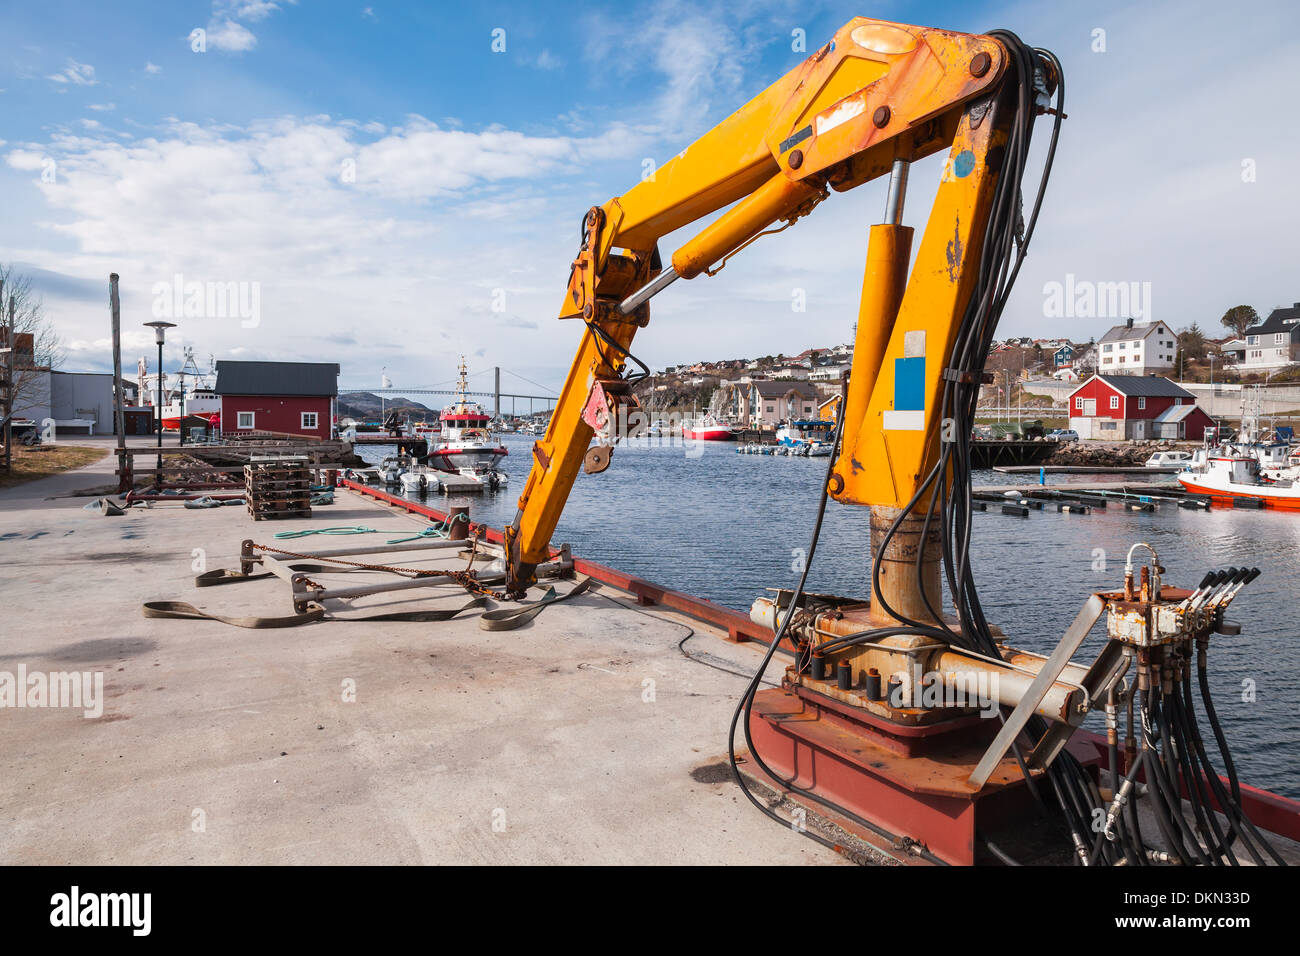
[399,468,437,496]
[1143,450,1194,469]
[776,418,834,455]
[458,467,508,489]
[380,453,415,485]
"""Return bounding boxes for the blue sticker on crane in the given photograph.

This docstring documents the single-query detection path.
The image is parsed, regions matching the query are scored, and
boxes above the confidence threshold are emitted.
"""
[953,149,976,178]
[894,357,925,411]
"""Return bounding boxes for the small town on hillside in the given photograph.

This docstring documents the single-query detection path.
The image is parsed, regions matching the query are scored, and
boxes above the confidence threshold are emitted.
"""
[631,304,1299,450]
[2,301,1297,465]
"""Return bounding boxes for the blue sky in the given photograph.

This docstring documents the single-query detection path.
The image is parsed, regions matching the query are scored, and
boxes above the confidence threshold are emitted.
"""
[2,0,1299,391]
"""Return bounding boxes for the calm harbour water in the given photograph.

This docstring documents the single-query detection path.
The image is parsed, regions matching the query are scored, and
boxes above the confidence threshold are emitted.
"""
[361,434,1300,798]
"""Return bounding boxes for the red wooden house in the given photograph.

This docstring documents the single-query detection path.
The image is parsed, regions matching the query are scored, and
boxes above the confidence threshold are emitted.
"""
[1067,374,1215,441]
[214,361,339,440]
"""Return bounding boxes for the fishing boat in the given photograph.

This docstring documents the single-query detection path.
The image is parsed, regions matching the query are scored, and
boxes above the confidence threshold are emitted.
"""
[682,417,737,441]
[424,358,508,480]
[1177,449,1300,509]
[146,349,221,430]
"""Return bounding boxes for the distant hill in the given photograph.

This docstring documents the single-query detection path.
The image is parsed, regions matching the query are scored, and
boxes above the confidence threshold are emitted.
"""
[338,391,434,421]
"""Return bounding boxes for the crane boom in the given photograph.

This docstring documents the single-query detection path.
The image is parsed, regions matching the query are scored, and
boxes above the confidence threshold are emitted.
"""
[504,17,1046,594]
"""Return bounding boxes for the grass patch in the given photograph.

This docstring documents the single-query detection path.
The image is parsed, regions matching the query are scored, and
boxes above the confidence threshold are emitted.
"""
[0,444,108,489]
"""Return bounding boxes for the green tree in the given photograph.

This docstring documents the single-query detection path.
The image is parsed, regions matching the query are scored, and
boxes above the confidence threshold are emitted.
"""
[1220,305,1259,339]
[1175,323,1209,377]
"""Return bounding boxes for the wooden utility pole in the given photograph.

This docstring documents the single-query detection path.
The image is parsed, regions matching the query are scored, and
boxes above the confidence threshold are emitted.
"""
[110,274,129,491]
[1,277,7,473]
[4,288,13,474]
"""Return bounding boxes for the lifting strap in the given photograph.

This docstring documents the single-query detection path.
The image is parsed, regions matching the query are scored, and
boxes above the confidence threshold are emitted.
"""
[143,571,593,630]
[478,577,594,630]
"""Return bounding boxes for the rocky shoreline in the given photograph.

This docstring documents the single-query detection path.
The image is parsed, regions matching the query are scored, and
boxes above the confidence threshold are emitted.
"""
[1046,440,1186,467]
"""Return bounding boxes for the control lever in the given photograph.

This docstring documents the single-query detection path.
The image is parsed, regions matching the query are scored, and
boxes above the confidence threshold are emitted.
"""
[1178,570,1218,611]
[1203,567,1246,611]
[1189,569,1232,612]
[1209,566,1259,614]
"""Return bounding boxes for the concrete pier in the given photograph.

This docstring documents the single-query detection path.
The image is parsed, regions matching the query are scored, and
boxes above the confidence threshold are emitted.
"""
[0,450,841,865]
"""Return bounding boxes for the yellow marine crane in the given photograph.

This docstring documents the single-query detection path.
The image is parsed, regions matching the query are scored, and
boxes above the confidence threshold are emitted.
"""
[497,16,1290,868]
[505,16,1053,606]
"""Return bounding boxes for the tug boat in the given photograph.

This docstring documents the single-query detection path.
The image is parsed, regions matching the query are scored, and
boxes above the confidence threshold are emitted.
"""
[424,358,508,480]
[1177,450,1300,510]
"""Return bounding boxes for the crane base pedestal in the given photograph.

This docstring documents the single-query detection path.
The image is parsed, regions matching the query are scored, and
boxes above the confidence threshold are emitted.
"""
[745,683,1098,865]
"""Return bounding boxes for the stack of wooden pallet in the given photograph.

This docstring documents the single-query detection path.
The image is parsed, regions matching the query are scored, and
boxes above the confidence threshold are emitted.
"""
[244,455,312,520]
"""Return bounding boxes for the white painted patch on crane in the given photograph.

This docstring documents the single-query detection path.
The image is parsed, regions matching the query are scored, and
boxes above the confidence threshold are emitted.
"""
[883,410,924,431]
[815,98,865,137]
[903,330,926,358]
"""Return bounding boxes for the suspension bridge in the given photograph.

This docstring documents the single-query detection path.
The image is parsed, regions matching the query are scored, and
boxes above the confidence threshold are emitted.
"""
[338,366,559,417]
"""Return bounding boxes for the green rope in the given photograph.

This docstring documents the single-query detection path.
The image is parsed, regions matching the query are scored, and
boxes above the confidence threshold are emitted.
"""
[273,525,383,540]
[272,516,467,545]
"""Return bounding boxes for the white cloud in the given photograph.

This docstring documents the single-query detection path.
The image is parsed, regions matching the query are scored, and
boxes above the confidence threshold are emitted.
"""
[88,103,116,111]
[217,0,283,22]
[6,149,47,171]
[47,60,97,86]
[533,49,562,71]
[583,1,758,140]
[205,20,258,53]
[144,62,162,75]
[1,114,650,384]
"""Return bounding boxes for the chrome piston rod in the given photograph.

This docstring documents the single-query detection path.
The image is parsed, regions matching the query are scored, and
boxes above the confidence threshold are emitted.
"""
[618,266,679,315]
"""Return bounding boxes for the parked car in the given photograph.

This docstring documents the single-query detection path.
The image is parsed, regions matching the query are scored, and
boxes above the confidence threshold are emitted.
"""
[1046,429,1079,442]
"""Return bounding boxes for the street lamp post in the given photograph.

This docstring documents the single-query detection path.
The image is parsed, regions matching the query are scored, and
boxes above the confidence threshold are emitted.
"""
[144,321,175,477]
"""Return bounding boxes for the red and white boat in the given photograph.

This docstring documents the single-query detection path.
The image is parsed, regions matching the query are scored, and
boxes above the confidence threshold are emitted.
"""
[683,417,738,441]
[140,350,221,430]
[1177,450,1300,510]
[424,358,508,480]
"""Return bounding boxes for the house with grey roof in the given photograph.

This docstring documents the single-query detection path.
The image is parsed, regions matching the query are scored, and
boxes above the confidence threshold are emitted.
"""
[1097,319,1178,376]
[748,380,819,428]
[1067,373,1214,440]
[1241,304,1300,372]
[214,360,339,439]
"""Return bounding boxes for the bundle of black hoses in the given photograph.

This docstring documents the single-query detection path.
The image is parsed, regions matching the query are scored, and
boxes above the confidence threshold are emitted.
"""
[1097,650,1285,867]
[730,30,1287,864]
